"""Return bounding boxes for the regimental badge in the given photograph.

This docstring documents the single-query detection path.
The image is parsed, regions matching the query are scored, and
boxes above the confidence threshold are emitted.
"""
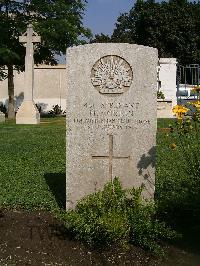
[91,55,133,94]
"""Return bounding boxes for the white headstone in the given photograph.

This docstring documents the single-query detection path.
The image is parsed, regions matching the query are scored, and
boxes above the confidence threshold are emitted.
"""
[16,24,41,124]
[66,43,158,209]
[0,111,5,123]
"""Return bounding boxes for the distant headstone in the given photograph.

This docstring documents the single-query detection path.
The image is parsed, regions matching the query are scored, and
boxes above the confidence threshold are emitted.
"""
[0,111,5,123]
[16,24,41,124]
[66,43,158,209]
[157,99,173,118]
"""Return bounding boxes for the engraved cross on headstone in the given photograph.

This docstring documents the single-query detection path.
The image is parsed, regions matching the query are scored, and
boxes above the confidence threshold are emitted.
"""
[92,135,130,182]
[19,24,41,101]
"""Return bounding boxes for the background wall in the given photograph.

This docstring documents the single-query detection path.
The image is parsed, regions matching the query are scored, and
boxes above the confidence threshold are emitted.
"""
[0,59,178,114]
[0,65,66,112]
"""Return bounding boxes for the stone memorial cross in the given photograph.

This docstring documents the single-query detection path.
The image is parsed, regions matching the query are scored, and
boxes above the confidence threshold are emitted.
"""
[16,24,41,124]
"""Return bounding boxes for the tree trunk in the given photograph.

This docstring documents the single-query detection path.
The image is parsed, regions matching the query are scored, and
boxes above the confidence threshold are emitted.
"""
[7,65,15,119]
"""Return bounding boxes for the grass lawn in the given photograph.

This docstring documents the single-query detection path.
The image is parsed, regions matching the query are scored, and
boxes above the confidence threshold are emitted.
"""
[0,117,189,210]
[0,117,173,211]
[0,117,200,264]
[0,116,199,221]
[0,117,66,211]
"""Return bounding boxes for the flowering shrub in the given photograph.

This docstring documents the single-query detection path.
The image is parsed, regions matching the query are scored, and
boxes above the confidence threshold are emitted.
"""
[172,85,200,135]
[157,99,200,225]
[172,105,189,120]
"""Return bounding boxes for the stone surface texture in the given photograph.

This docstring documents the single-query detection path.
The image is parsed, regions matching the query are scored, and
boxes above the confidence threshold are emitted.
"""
[16,100,40,124]
[0,111,5,123]
[157,99,174,118]
[158,58,177,106]
[16,24,41,124]
[66,43,158,209]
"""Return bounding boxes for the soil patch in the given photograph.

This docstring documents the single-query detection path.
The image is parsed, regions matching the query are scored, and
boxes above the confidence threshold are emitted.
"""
[0,210,199,266]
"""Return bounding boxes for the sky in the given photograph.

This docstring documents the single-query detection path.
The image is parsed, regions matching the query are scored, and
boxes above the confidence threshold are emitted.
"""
[83,0,134,37]
[57,0,133,63]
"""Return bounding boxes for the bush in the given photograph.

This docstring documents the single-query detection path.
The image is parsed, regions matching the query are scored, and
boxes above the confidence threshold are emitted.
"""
[63,178,177,254]
[156,102,200,226]
[0,103,7,114]
[157,91,165,100]
[48,105,63,117]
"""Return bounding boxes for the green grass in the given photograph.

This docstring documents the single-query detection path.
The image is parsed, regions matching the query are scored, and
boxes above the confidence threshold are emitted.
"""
[0,117,66,211]
[0,117,177,212]
[156,118,200,226]
[0,117,200,257]
[0,116,199,225]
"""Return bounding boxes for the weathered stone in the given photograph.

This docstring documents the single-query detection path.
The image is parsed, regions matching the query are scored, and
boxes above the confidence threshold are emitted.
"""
[66,43,158,209]
[15,100,40,124]
[157,99,174,118]
[16,24,41,124]
[0,111,5,123]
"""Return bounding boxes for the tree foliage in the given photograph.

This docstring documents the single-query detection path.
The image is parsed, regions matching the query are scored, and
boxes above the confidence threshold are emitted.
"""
[112,0,200,65]
[0,0,91,118]
[90,33,111,43]
[0,0,91,64]
[0,1,25,72]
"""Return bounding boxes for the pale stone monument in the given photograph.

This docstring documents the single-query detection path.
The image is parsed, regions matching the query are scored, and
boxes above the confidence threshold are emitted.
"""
[157,99,174,118]
[0,111,5,122]
[16,24,41,124]
[66,43,158,209]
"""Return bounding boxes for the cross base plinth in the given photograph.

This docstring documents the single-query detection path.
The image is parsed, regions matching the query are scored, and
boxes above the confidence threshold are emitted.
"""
[16,100,40,124]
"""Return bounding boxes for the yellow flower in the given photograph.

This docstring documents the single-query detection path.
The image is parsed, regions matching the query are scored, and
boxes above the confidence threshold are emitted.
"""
[170,143,177,150]
[191,101,200,109]
[172,105,189,119]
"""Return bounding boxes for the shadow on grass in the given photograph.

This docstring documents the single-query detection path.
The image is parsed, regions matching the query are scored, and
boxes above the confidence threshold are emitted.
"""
[44,173,66,209]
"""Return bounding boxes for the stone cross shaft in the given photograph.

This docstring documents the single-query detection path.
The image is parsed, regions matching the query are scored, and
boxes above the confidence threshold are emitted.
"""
[92,135,130,182]
[19,24,41,101]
